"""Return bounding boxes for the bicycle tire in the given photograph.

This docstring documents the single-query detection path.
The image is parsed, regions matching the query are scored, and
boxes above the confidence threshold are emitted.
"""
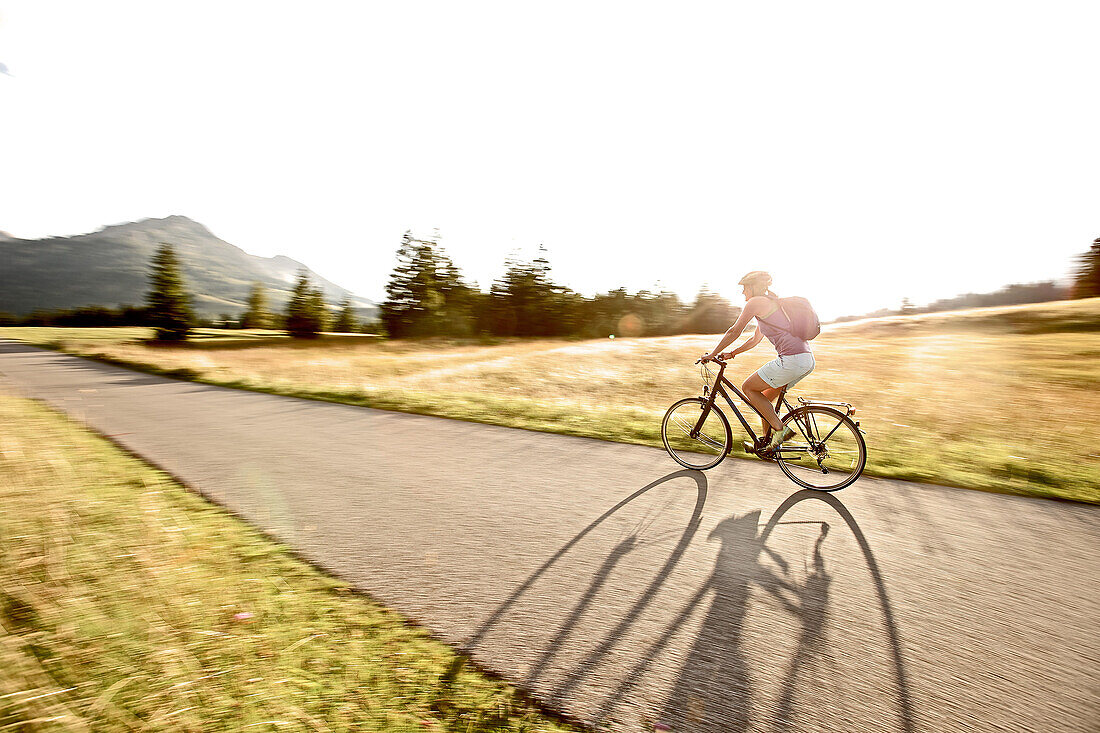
[775,405,866,491]
[661,397,733,470]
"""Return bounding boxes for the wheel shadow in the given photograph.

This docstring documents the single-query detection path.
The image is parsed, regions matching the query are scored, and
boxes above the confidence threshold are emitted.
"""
[453,468,708,699]
[542,467,710,707]
[589,489,916,733]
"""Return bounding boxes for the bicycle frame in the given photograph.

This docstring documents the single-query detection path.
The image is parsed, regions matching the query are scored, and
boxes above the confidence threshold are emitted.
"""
[669,358,867,487]
[692,360,796,446]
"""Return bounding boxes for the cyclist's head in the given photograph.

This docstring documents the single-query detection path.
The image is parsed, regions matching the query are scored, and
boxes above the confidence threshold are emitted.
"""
[738,270,773,298]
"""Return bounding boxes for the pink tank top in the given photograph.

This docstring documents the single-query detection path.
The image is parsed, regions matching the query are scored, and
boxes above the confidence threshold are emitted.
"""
[756,304,811,357]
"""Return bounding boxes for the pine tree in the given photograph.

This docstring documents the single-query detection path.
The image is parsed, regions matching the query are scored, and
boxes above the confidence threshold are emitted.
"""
[333,297,357,333]
[1072,237,1100,299]
[146,243,194,341]
[380,230,473,337]
[309,286,328,333]
[285,271,325,338]
[488,245,573,336]
[241,282,270,329]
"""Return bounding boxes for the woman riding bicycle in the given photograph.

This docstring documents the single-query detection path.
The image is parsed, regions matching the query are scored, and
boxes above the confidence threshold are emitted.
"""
[702,271,815,451]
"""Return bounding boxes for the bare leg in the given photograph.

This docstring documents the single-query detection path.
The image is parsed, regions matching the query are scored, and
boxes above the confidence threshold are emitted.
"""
[743,373,784,433]
[757,387,782,435]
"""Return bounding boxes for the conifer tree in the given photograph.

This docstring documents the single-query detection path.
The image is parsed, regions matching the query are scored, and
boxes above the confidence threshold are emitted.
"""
[146,243,194,341]
[381,230,473,337]
[285,271,325,338]
[241,282,270,329]
[309,286,328,333]
[333,296,357,333]
[1073,237,1100,299]
[487,245,576,336]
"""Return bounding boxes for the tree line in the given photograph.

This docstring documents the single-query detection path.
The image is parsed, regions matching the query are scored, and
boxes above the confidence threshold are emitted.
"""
[379,231,738,339]
[837,280,1073,322]
[378,230,1100,337]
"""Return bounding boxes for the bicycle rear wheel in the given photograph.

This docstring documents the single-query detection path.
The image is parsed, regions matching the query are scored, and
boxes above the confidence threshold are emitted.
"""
[661,397,732,470]
[775,405,866,491]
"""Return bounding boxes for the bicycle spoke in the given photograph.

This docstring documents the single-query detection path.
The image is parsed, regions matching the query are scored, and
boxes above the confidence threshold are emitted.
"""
[777,406,866,490]
[695,433,726,450]
[662,398,731,470]
[671,416,695,436]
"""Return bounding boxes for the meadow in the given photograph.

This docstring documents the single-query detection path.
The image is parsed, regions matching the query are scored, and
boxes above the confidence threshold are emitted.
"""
[4,297,1099,503]
[0,394,575,731]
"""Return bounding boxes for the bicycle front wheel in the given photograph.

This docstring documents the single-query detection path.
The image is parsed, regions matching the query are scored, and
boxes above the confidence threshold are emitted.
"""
[775,405,866,491]
[661,397,732,470]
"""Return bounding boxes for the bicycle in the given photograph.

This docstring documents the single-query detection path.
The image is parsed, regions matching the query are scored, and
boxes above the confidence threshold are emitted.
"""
[660,355,867,491]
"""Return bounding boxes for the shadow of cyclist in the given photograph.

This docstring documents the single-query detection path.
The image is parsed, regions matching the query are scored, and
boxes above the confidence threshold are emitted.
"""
[658,509,767,731]
[591,489,914,733]
[660,490,913,732]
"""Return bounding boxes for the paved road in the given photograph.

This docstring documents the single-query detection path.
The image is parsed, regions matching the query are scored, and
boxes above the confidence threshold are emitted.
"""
[2,339,1098,732]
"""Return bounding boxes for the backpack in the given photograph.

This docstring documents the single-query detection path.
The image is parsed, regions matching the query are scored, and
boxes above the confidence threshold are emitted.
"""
[772,296,821,341]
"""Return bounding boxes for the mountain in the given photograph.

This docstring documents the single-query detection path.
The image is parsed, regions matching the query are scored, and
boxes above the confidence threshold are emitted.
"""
[0,216,376,318]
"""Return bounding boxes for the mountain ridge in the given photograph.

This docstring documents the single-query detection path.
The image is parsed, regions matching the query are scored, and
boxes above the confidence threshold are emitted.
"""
[0,216,375,318]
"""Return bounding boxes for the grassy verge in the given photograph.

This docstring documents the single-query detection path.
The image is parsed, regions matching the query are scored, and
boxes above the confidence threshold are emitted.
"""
[3,298,1099,504]
[0,393,576,732]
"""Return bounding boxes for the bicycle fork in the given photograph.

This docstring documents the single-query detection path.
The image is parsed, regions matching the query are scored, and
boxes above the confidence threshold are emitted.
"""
[690,386,720,439]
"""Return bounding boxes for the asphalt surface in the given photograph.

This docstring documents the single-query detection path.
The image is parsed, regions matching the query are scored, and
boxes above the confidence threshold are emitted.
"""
[2,339,1098,732]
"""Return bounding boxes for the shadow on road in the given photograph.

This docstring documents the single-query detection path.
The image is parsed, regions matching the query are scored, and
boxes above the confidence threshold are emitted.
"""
[764,491,916,733]
[544,468,711,707]
[524,533,638,687]
[457,468,708,663]
[587,489,915,733]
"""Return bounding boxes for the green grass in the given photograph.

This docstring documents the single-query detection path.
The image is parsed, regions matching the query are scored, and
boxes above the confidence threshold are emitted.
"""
[0,394,577,732]
[4,297,1099,504]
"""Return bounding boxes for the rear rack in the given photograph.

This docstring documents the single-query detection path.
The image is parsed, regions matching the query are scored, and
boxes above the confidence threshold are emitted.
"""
[797,397,855,414]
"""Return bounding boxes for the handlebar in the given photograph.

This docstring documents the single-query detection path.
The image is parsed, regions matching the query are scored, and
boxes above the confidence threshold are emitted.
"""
[696,354,729,365]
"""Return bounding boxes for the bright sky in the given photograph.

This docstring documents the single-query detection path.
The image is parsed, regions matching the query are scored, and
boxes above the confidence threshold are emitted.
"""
[1,2,1097,320]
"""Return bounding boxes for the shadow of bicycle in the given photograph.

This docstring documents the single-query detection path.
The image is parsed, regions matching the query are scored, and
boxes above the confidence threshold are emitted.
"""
[459,468,709,661]
[452,474,914,733]
[593,489,916,732]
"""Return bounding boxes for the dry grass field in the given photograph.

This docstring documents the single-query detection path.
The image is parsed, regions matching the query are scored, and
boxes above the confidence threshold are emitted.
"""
[0,393,576,731]
[5,298,1099,503]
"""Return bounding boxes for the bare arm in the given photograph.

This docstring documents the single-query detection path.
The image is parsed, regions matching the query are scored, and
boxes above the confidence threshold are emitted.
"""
[723,327,765,358]
[704,299,764,359]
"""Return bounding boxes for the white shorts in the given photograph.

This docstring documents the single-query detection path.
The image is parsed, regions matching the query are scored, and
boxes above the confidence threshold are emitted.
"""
[757,352,815,389]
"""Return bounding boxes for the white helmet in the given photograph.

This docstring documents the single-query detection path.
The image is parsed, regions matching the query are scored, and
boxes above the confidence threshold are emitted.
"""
[738,271,772,289]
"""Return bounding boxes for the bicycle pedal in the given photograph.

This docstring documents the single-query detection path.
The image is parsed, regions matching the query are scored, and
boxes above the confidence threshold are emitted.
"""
[742,440,757,454]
